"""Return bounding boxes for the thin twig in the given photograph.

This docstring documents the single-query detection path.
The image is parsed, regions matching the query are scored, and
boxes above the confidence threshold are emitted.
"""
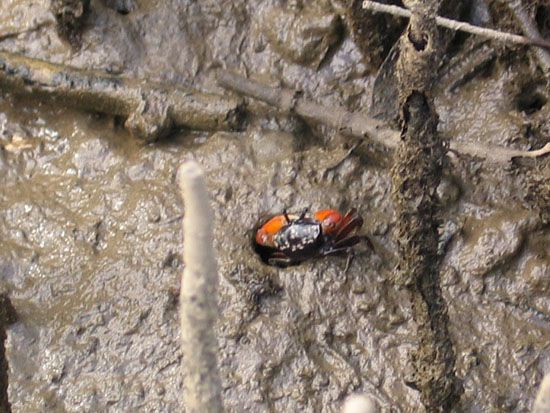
[217,70,550,164]
[177,161,223,413]
[362,1,550,50]
[0,20,54,42]
[533,374,550,413]
[503,0,550,73]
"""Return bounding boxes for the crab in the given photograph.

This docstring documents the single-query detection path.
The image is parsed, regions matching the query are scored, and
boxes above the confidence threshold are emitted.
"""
[254,208,368,267]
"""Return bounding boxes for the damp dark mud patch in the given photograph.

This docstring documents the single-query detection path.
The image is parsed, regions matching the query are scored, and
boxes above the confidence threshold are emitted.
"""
[0,293,16,413]
[50,0,91,47]
[102,0,137,15]
[514,81,548,115]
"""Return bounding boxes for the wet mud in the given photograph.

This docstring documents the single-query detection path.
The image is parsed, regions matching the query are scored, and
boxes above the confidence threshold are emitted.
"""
[0,0,549,412]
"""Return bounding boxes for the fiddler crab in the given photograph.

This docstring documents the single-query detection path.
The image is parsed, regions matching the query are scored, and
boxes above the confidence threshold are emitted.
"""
[254,208,370,267]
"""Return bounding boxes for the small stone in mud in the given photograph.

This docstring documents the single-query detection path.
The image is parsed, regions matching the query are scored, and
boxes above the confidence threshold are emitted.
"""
[260,5,341,67]
[50,0,91,47]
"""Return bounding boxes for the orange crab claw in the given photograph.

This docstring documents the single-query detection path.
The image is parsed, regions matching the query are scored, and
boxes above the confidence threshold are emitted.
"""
[314,209,343,236]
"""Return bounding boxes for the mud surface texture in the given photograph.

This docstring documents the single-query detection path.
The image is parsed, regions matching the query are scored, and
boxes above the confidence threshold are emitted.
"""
[0,0,549,412]
[51,0,90,47]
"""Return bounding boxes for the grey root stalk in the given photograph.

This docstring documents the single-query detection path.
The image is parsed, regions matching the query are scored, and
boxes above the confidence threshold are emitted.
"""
[177,161,223,413]
[533,374,550,413]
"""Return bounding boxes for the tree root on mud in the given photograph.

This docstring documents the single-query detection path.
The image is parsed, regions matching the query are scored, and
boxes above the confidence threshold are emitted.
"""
[217,70,550,165]
[390,0,462,411]
[0,51,244,142]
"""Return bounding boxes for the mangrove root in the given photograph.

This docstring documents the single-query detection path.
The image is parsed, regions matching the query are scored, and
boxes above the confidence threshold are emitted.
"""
[390,1,462,410]
[177,161,223,413]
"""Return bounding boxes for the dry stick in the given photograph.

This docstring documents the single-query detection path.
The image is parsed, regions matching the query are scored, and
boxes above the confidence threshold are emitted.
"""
[362,1,550,50]
[177,161,223,413]
[217,71,550,164]
[219,71,399,149]
[0,51,243,141]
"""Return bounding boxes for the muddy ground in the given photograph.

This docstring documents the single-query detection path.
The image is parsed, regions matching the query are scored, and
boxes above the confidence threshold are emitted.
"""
[0,0,549,412]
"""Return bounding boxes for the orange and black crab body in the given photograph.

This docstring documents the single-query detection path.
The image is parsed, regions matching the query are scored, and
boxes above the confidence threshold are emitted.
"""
[255,208,365,267]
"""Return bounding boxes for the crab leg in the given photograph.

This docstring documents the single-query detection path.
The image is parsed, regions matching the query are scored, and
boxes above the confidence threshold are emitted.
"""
[335,234,369,249]
[268,251,297,267]
[334,210,364,242]
[321,235,373,257]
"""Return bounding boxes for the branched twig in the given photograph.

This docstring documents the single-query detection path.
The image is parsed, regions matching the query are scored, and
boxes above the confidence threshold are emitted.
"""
[362,1,550,51]
[177,161,223,413]
[503,0,550,73]
[218,71,399,148]
[217,71,550,165]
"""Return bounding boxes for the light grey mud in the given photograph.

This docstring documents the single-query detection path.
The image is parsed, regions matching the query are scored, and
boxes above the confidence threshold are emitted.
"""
[0,0,549,412]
